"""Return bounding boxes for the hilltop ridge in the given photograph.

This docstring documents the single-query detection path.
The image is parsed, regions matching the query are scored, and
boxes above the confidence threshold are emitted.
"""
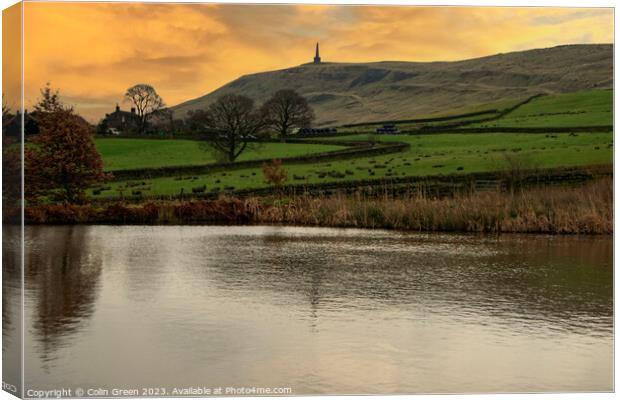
[172,44,613,126]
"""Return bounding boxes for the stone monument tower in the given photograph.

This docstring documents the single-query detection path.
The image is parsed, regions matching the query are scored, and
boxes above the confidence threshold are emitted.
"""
[313,42,321,64]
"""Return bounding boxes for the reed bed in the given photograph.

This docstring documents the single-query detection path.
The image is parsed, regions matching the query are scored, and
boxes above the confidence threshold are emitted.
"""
[253,178,612,234]
[12,178,612,234]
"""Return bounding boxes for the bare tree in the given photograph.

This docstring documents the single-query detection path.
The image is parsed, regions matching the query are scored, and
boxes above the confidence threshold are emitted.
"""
[124,84,165,134]
[261,89,314,140]
[149,107,175,135]
[186,109,211,134]
[196,94,265,163]
[498,152,539,193]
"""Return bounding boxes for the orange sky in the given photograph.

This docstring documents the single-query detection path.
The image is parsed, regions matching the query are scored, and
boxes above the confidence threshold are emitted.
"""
[3,2,614,122]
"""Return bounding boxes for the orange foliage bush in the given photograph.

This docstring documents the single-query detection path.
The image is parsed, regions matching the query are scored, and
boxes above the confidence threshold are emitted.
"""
[262,159,288,188]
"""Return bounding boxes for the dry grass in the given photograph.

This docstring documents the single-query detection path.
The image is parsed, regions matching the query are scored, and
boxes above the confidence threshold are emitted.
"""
[251,178,612,234]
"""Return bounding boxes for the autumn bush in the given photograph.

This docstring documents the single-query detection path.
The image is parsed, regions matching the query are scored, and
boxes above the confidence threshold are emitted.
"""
[26,86,108,204]
[262,159,288,188]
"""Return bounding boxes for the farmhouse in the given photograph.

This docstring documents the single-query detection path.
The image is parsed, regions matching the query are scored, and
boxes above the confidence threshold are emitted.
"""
[101,104,140,135]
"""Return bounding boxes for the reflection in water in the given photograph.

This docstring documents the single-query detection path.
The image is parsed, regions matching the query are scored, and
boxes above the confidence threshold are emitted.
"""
[12,226,613,394]
[3,225,23,396]
[24,226,102,365]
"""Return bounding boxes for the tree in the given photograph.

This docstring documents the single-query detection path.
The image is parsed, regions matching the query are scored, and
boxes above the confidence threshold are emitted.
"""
[499,152,539,193]
[124,84,165,134]
[198,94,265,163]
[34,84,65,114]
[148,107,175,136]
[186,109,211,134]
[261,89,314,139]
[96,119,110,135]
[3,127,21,208]
[2,95,21,207]
[26,87,107,204]
[3,144,21,208]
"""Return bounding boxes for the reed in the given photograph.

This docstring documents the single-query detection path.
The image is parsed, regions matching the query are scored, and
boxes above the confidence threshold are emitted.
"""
[253,178,613,234]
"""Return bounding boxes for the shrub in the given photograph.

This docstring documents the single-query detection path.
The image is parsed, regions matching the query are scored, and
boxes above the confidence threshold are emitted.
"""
[262,159,288,188]
[192,185,206,193]
[328,171,346,178]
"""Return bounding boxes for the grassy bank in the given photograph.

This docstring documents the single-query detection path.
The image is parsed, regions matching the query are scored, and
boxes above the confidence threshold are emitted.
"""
[15,178,612,234]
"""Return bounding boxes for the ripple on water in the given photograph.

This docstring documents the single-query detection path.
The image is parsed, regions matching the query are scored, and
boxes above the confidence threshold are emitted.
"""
[6,225,612,393]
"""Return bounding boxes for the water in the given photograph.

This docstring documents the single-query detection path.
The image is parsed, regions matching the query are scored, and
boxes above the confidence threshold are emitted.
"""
[3,225,613,395]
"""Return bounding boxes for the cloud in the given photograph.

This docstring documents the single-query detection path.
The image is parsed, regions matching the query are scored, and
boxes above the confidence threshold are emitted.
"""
[2,3,22,111]
[16,3,613,122]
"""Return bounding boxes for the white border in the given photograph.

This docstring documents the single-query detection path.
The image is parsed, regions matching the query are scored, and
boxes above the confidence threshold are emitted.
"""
[0,1,616,400]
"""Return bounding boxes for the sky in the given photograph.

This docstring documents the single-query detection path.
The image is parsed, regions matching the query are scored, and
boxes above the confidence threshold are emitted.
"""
[2,2,614,122]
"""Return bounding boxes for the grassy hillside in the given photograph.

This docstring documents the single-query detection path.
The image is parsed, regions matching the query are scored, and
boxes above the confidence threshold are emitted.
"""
[96,138,345,171]
[335,96,526,133]
[316,89,611,133]
[469,90,613,128]
[92,83,613,200]
[91,131,612,199]
[172,44,612,126]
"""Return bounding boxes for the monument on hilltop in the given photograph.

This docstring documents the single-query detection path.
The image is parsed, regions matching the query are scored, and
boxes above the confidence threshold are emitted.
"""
[313,42,321,64]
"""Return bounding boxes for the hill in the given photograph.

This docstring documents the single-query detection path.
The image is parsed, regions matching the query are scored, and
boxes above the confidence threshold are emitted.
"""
[172,44,612,126]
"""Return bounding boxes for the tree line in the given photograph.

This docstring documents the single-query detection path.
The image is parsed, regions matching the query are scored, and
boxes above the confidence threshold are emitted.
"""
[110,84,315,162]
[186,90,314,162]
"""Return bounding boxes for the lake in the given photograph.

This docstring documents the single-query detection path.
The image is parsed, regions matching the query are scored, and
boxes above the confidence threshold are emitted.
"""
[3,225,613,395]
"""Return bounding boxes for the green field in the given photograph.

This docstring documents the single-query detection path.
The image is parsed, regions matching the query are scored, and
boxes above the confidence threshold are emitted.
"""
[91,132,613,199]
[96,138,345,171]
[470,90,613,128]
